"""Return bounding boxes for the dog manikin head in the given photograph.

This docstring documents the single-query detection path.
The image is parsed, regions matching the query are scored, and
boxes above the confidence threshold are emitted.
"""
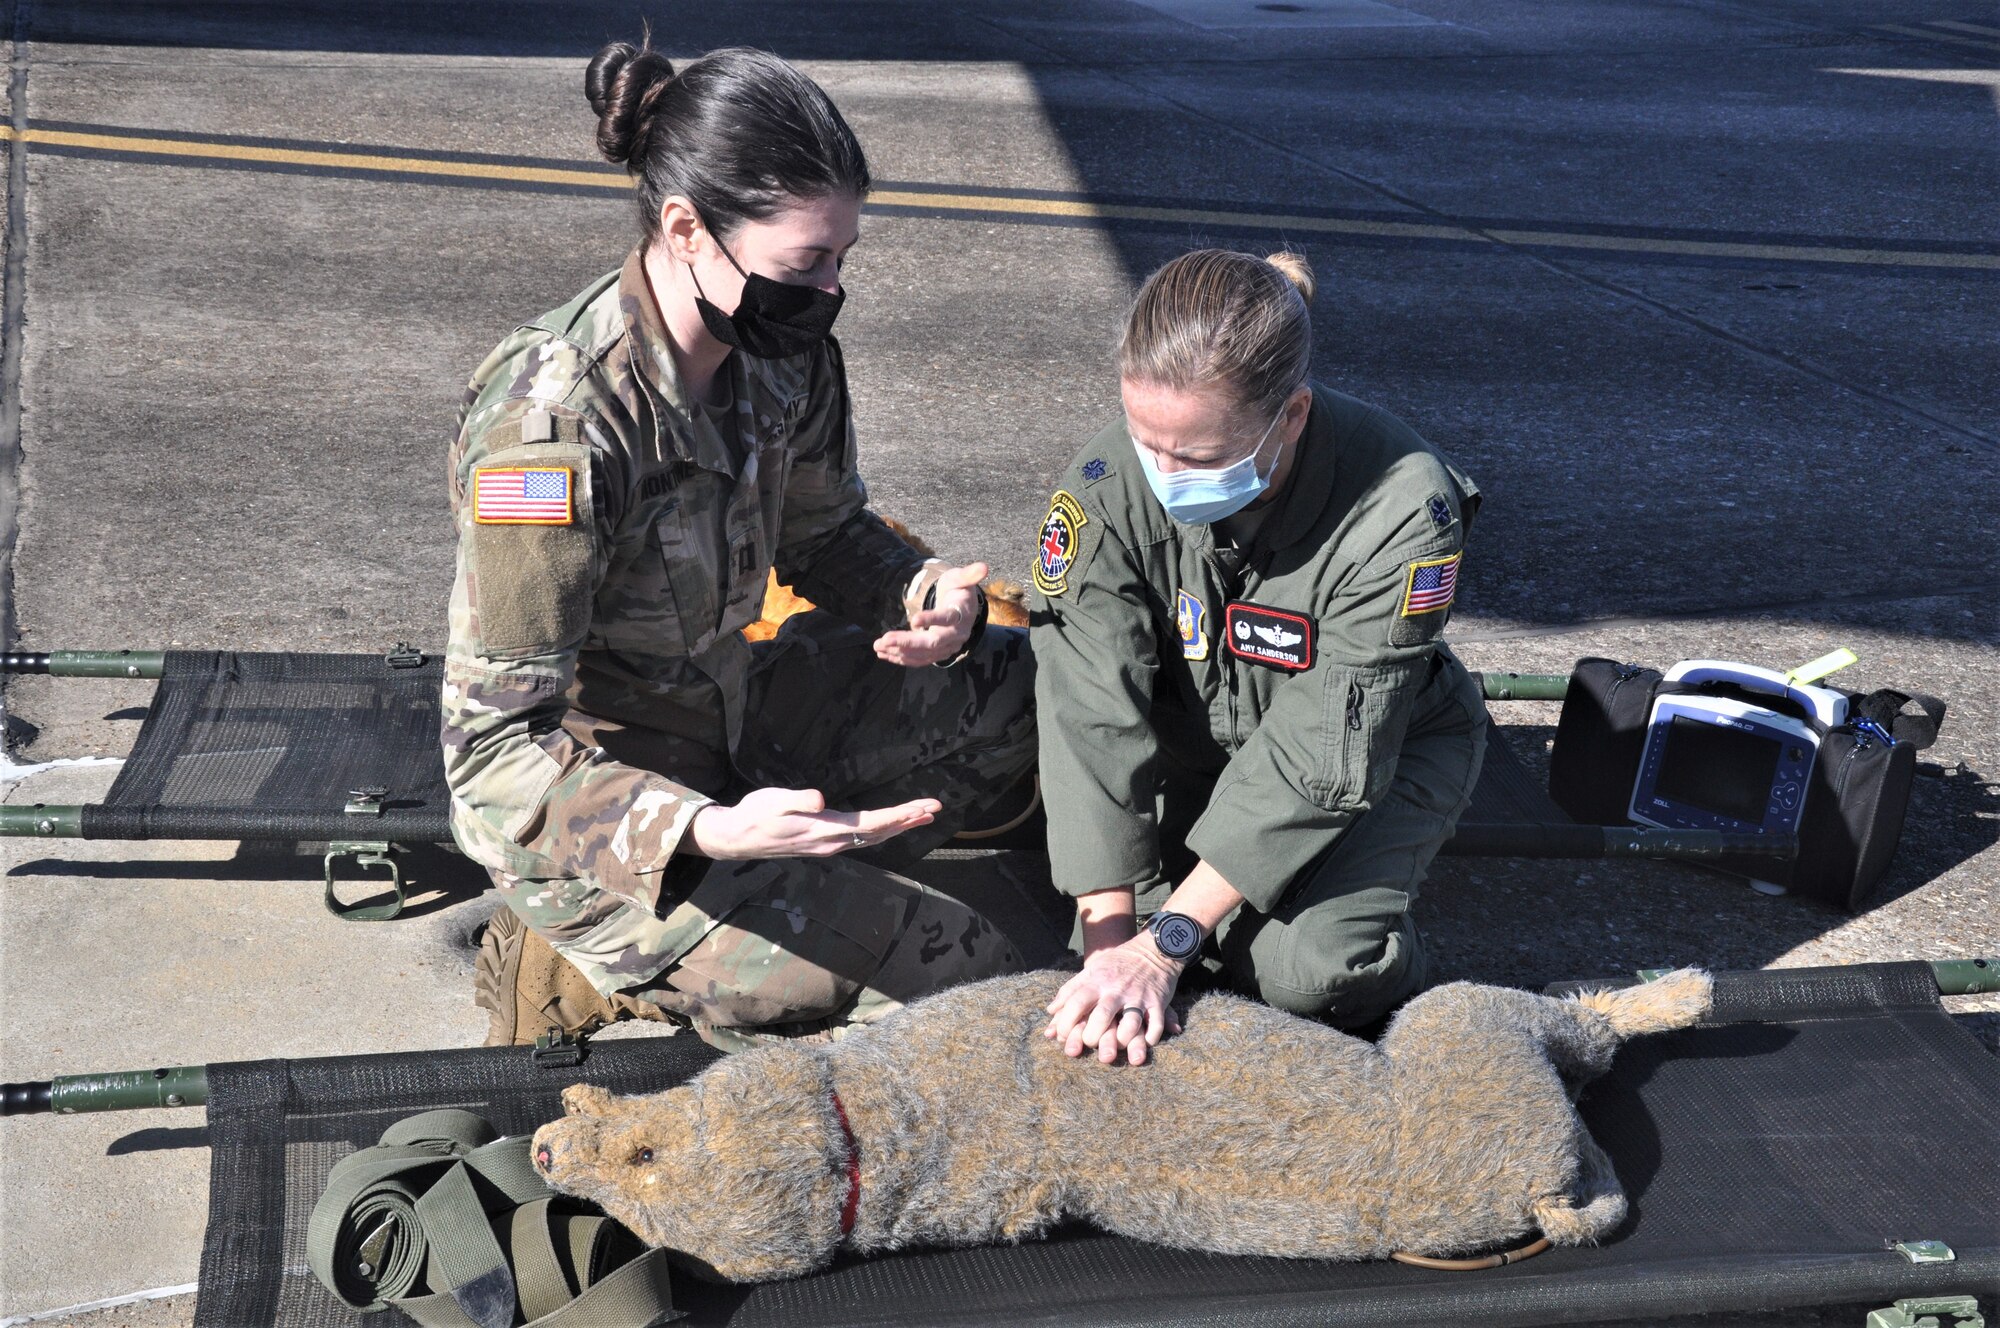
[531,1056,844,1282]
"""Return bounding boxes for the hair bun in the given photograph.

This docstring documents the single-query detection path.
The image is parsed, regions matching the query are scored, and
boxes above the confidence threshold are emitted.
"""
[1265,251,1316,303]
[586,40,677,166]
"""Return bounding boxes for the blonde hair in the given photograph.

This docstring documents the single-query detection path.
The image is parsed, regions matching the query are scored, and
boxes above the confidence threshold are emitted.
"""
[1118,249,1316,424]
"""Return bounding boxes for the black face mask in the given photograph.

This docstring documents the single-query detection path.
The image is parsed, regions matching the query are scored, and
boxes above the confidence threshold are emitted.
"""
[689,235,844,360]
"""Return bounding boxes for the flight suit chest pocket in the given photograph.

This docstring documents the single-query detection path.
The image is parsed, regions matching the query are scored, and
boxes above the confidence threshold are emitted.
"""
[1307,661,1422,813]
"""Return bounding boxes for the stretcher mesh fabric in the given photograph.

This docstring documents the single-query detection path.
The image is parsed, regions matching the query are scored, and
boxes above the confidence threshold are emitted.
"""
[77,646,1557,849]
[84,650,452,842]
[193,962,2000,1327]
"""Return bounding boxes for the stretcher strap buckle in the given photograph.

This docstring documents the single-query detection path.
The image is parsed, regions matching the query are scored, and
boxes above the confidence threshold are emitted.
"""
[1866,1295,1983,1328]
[532,1029,587,1069]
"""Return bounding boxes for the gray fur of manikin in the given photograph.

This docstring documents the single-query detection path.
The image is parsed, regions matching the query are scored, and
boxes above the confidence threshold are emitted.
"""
[531,967,1713,1282]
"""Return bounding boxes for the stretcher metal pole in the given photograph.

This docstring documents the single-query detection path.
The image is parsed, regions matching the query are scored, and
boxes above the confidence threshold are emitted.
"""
[7,961,1988,1117]
[0,650,166,678]
[2,1065,209,1115]
[1474,672,1570,701]
[0,804,84,836]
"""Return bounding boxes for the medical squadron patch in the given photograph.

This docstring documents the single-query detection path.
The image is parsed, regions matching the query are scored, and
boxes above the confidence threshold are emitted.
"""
[1176,589,1209,661]
[1225,602,1314,672]
[473,466,574,525]
[1034,490,1088,596]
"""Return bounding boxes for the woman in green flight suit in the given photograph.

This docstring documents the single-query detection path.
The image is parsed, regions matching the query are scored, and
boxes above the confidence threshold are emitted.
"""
[1033,249,1488,1065]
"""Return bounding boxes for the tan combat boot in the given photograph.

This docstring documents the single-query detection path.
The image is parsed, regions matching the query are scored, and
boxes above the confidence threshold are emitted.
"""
[473,905,672,1047]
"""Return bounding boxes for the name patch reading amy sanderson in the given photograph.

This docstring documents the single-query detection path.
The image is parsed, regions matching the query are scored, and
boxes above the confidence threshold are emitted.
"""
[1225,602,1315,672]
[474,467,574,525]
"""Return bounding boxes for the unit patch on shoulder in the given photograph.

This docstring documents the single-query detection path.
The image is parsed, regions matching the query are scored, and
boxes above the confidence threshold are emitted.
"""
[1427,494,1454,530]
[474,466,574,525]
[1225,601,1314,672]
[1399,552,1460,617]
[1034,490,1089,596]
[1082,458,1108,483]
[1176,589,1210,661]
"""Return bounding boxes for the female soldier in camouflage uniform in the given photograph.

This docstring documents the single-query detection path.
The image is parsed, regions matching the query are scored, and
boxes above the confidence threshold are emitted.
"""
[1034,250,1487,1065]
[447,41,1034,1050]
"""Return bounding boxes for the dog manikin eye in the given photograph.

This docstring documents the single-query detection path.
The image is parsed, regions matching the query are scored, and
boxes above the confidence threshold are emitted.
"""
[634,1147,654,1164]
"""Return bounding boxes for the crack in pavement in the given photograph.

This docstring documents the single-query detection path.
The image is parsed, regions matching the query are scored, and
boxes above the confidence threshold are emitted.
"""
[1,0,29,665]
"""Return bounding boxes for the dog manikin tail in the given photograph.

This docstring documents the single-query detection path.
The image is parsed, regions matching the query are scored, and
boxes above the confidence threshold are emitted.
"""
[1568,968,1713,1038]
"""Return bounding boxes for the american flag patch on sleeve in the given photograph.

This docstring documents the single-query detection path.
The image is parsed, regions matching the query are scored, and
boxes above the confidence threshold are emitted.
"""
[473,466,573,525]
[1400,552,1460,616]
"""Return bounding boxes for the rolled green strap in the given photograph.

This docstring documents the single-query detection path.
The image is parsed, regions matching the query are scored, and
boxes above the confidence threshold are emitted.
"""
[307,1107,680,1327]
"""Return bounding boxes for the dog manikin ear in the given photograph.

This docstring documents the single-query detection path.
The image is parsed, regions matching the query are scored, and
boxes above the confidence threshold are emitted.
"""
[562,1083,618,1117]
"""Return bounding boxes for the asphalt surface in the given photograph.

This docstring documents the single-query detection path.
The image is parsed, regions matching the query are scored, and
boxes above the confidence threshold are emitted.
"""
[1,0,1995,1322]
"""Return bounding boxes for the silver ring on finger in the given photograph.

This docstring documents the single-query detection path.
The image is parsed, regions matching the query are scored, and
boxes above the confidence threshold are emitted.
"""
[851,832,867,848]
[1119,1007,1145,1022]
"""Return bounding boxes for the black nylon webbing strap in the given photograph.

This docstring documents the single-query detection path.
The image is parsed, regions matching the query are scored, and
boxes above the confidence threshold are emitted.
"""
[1851,687,1949,750]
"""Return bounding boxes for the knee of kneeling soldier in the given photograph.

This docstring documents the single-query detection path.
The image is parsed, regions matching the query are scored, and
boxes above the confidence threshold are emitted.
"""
[1256,924,1428,1028]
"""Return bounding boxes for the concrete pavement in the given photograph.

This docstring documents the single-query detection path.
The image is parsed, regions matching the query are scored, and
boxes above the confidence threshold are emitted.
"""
[2,0,1994,1320]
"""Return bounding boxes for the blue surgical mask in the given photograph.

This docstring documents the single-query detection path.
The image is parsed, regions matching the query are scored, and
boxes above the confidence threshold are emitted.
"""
[1133,406,1286,525]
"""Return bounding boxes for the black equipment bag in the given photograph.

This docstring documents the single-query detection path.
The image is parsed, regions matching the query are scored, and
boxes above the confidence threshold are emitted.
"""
[1548,659,1947,911]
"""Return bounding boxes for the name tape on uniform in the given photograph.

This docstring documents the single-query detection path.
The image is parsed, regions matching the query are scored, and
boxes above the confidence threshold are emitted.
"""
[1225,602,1315,672]
[474,466,574,525]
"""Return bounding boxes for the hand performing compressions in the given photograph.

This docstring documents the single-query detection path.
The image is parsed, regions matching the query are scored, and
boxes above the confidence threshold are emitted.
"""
[1045,921,1186,1067]
[873,561,989,667]
[1046,868,1243,1066]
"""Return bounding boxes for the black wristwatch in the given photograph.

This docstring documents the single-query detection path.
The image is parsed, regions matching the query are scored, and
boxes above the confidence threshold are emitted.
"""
[1146,911,1205,962]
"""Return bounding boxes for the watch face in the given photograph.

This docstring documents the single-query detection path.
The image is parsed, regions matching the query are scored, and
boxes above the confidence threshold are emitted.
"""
[1152,913,1202,959]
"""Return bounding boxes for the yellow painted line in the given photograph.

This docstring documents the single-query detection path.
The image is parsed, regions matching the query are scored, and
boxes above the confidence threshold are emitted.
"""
[0,125,628,190]
[1875,23,2000,52]
[1487,227,2000,270]
[5,123,1997,272]
[869,187,1474,241]
[1930,18,2000,38]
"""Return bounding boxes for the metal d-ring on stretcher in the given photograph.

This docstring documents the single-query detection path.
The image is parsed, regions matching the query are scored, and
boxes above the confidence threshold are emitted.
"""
[0,647,1796,922]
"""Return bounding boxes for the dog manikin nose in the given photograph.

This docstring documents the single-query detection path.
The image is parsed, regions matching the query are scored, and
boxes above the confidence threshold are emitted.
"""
[535,1143,554,1172]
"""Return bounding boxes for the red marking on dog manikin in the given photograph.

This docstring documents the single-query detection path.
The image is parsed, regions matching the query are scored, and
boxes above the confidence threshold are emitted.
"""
[830,1090,861,1235]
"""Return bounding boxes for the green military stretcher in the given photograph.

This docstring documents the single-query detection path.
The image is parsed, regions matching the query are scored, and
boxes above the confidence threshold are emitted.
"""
[3,959,1995,1327]
[0,644,1794,920]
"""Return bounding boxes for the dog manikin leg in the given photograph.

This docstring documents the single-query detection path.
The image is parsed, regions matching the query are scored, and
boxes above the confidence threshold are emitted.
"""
[1528,1128,1627,1245]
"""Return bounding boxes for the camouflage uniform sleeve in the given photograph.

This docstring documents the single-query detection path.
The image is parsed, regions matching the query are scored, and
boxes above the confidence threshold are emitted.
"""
[772,337,929,633]
[442,402,713,913]
[1186,444,1470,912]
[1029,483,1168,897]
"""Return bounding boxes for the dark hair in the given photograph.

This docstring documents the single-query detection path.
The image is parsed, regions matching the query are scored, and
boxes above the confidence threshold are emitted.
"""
[585,40,871,243]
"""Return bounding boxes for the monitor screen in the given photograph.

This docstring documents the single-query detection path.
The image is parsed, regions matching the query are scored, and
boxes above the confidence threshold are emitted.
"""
[1654,715,1782,825]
